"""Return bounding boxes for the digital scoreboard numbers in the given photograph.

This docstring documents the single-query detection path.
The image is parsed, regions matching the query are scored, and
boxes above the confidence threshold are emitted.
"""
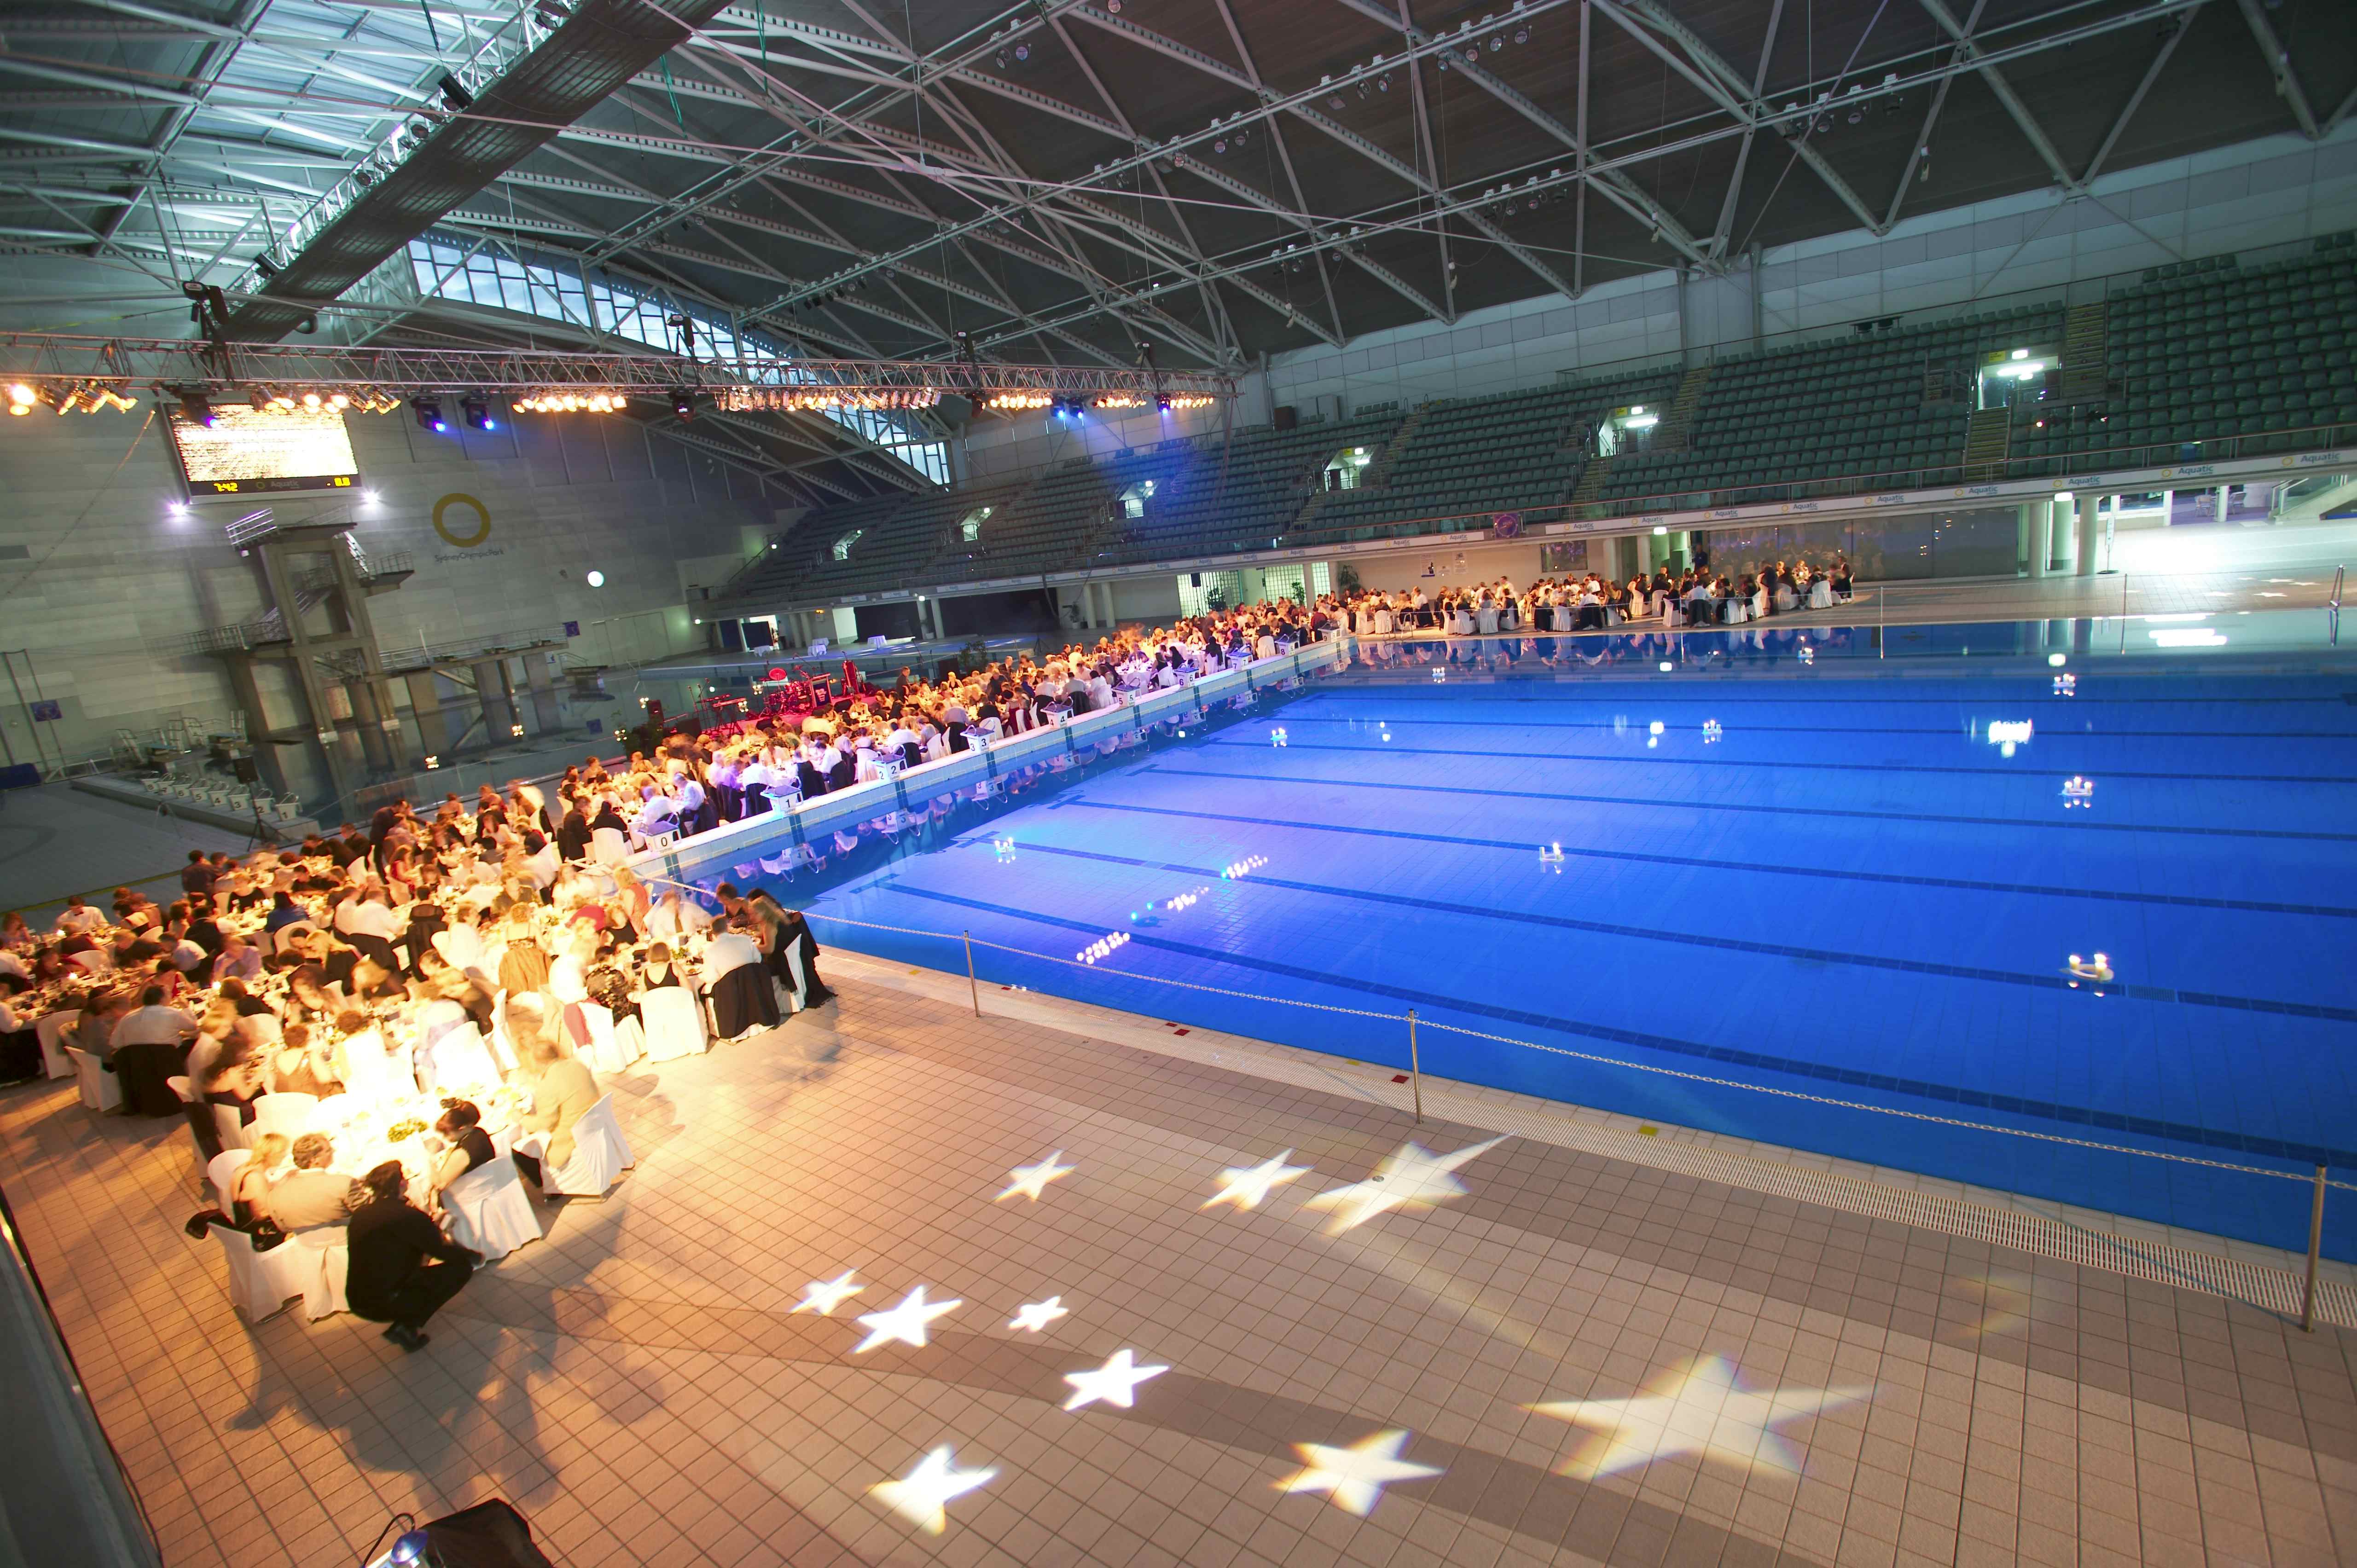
[167,405,360,495]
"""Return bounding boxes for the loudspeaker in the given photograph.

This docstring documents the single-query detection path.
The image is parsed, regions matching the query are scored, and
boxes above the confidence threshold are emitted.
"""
[1272,404,1297,431]
[232,757,260,784]
[385,1501,555,1568]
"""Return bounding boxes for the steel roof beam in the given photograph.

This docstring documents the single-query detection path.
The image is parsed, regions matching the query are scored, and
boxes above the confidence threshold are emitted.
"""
[2231,0,2319,139]
[2081,2,2200,185]
[1709,0,1786,257]
[1601,0,1883,241]
[1915,0,2080,191]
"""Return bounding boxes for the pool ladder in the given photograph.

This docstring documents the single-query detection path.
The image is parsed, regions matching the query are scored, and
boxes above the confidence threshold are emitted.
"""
[2332,565,2345,646]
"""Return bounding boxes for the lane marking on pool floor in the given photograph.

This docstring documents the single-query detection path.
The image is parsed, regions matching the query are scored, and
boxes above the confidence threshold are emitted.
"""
[1052,796,2357,920]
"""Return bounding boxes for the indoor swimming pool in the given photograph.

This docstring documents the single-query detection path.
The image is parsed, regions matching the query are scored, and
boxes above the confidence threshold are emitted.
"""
[787,631,2357,1259]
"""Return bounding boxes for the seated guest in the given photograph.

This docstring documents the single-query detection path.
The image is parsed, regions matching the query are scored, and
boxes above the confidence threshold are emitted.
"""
[267,1134,360,1232]
[268,1023,345,1097]
[55,895,106,936]
[189,1052,263,1162]
[0,994,38,1083]
[209,934,261,984]
[702,922,780,1040]
[111,986,198,1117]
[426,1101,498,1208]
[183,996,248,1095]
[511,1034,597,1187]
[68,988,132,1064]
[228,1132,288,1224]
[346,1160,479,1352]
[262,891,308,934]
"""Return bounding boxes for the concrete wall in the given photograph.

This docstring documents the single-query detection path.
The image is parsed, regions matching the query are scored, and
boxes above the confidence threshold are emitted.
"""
[0,404,782,778]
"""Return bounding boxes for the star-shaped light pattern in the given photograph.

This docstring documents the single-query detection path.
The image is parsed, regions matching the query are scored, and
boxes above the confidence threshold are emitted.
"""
[1009,1296,1070,1334]
[788,1270,864,1316]
[1061,1348,1169,1412]
[1303,1135,1507,1235]
[998,1151,1075,1202]
[1202,1150,1312,1211]
[1275,1429,1443,1516]
[1526,1354,1878,1479]
[870,1446,996,1535]
[851,1286,962,1353]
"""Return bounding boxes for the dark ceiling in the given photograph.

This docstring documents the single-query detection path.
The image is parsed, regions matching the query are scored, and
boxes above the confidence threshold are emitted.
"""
[2,0,2351,502]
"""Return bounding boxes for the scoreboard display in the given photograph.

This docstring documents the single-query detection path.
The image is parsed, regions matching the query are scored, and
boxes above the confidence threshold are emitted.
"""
[167,405,360,496]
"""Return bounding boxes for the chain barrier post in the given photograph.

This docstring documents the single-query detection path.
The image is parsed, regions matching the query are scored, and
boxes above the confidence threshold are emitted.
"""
[963,929,980,1018]
[1408,1008,1422,1124]
[2303,1163,2327,1333]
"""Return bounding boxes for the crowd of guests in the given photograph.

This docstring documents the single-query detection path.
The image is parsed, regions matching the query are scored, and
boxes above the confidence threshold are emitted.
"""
[1,803,834,1350]
[1321,558,1853,635]
[513,559,1856,859]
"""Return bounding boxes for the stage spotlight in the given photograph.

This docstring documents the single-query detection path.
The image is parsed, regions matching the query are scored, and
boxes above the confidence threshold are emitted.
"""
[178,390,215,427]
[461,395,495,432]
[6,382,34,417]
[670,389,695,420]
[252,255,279,279]
[412,397,447,433]
[1158,394,1172,412]
[437,73,473,110]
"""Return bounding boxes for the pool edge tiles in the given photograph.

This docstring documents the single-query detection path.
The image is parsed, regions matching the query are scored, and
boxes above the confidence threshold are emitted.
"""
[823,946,2357,1331]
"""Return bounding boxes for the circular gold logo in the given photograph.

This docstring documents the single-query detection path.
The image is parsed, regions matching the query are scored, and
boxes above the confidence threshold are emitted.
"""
[432,492,491,548]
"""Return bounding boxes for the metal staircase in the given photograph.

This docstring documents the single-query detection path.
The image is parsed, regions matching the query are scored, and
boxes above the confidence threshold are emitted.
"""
[1961,407,2012,481]
[1652,366,1713,452]
[1365,408,1430,488]
[1568,455,1616,505]
[2056,302,2111,404]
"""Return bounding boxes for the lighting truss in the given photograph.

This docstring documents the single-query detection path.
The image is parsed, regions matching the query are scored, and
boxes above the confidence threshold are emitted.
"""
[0,334,1234,407]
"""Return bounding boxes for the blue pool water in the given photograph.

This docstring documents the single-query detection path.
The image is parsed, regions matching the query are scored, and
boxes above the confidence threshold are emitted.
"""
[792,636,2357,1258]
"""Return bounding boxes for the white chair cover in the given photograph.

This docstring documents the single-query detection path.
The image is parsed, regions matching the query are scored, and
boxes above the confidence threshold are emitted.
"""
[640,987,705,1062]
[167,1074,195,1104]
[590,827,631,867]
[65,1046,121,1112]
[575,1001,627,1075]
[540,1094,634,1198]
[206,1222,316,1323]
[422,1024,502,1096]
[1810,579,1834,609]
[337,1029,409,1104]
[252,1092,319,1140]
[294,1227,349,1320]
[212,1103,253,1153]
[34,1009,79,1080]
[441,1155,542,1261]
[66,950,109,978]
[207,1149,253,1214]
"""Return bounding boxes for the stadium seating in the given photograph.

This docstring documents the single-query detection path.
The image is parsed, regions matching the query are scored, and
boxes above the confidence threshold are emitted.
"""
[720,243,2357,609]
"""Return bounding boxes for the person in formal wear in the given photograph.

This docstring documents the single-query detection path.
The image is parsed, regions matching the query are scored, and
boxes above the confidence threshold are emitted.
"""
[702,922,779,1040]
[268,1023,345,1097]
[346,1161,479,1351]
[511,1035,598,1187]
[752,895,835,1011]
[426,1100,499,1209]
[266,1134,360,1232]
[497,908,550,999]
[111,985,198,1117]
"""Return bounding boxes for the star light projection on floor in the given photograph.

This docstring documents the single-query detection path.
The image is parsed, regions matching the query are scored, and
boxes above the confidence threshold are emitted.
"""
[998,1150,1074,1201]
[817,1136,1875,1540]
[1526,1354,1879,1480]
[1277,1429,1446,1516]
